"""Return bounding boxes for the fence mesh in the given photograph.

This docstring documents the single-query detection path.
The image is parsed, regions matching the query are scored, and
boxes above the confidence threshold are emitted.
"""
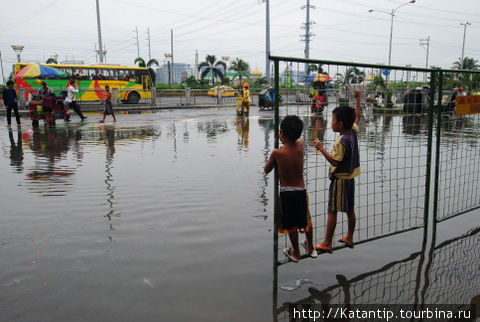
[436,81,480,221]
[275,227,480,320]
[274,61,435,263]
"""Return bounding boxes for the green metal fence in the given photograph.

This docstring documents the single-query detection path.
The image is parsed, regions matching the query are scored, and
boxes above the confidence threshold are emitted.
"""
[270,56,480,266]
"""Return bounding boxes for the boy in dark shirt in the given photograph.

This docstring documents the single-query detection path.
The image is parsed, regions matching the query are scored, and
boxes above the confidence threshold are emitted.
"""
[313,89,362,251]
[2,80,21,127]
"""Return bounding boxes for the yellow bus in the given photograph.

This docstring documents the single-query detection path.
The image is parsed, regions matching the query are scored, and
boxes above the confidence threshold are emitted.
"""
[13,63,153,104]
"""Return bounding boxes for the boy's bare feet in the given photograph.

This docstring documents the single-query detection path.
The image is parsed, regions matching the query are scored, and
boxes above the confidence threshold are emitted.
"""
[338,237,354,248]
[315,242,333,253]
[283,247,301,262]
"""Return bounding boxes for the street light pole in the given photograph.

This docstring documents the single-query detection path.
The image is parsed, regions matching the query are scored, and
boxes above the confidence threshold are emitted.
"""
[460,22,471,69]
[387,8,394,66]
[11,45,24,63]
[419,36,430,82]
[221,56,230,79]
[369,0,415,66]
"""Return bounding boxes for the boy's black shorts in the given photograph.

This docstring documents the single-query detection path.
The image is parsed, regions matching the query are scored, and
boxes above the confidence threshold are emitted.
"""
[278,188,311,233]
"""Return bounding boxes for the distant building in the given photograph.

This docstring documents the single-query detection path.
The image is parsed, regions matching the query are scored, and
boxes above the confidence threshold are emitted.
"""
[251,66,262,78]
[60,60,85,65]
[156,63,193,84]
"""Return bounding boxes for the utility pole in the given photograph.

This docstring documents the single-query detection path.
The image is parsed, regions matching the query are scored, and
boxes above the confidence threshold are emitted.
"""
[0,50,5,84]
[170,29,174,84]
[195,49,199,80]
[301,0,315,77]
[460,22,471,69]
[146,27,151,61]
[136,26,140,58]
[258,0,271,84]
[95,0,105,63]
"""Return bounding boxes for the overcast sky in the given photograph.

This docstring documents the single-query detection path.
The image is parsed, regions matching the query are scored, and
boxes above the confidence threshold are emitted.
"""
[1,0,479,75]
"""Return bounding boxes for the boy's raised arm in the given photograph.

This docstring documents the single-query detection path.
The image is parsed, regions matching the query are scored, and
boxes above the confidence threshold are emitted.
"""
[354,89,361,125]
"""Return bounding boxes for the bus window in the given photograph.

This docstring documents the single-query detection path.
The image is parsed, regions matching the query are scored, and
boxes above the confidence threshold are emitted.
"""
[118,69,129,81]
[64,68,73,79]
[76,68,89,79]
[111,69,118,80]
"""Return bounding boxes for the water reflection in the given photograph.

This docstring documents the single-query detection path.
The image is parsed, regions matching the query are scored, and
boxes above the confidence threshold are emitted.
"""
[103,126,117,239]
[26,127,79,196]
[8,129,24,172]
[258,116,274,216]
[197,120,229,142]
[402,115,428,137]
[306,115,327,143]
[235,115,250,150]
[24,125,161,197]
[275,226,480,319]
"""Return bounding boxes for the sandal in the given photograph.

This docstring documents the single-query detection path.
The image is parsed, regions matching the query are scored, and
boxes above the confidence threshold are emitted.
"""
[301,240,318,258]
[283,247,299,262]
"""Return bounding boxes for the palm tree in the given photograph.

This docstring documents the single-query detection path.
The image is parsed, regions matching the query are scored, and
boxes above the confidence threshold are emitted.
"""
[198,55,226,85]
[135,57,159,84]
[254,77,268,87]
[307,65,318,74]
[344,67,365,84]
[452,57,479,70]
[229,58,250,84]
[134,57,147,67]
[372,73,386,92]
[45,57,57,64]
[307,64,324,75]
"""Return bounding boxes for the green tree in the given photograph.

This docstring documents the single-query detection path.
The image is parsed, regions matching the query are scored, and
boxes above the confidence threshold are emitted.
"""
[372,73,386,92]
[198,55,226,85]
[45,57,57,64]
[229,58,250,84]
[134,57,159,84]
[344,67,365,84]
[307,64,325,78]
[182,76,198,88]
[334,67,365,90]
[254,77,268,88]
[452,57,479,70]
[307,64,318,74]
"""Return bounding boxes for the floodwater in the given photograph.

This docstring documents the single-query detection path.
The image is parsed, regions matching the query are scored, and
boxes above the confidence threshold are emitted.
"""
[0,106,478,322]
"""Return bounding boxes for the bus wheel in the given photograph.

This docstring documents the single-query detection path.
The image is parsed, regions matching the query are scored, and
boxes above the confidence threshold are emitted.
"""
[127,92,140,104]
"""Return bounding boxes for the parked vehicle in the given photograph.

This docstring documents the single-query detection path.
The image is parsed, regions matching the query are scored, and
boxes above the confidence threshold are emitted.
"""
[403,87,430,113]
[207,85,238,97]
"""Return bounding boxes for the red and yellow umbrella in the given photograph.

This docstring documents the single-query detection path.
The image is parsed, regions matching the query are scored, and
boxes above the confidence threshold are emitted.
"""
[15,64,67,79]
[313,73,332,82]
